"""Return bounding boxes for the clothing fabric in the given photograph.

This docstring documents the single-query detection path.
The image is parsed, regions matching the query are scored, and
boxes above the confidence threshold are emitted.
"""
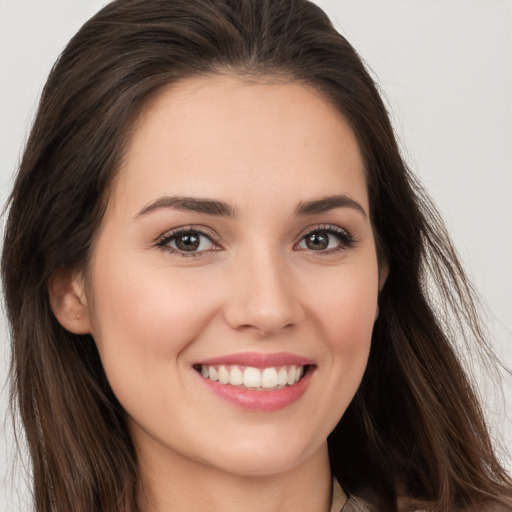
[330,479,512,512]
[330,478,347,512]
[330,479,372,512]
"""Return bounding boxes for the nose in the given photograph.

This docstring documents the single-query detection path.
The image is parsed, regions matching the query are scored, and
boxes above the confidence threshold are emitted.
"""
[222,247,304,336]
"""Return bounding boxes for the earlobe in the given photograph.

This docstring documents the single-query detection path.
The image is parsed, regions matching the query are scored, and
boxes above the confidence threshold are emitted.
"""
[375,262,389,321]
[378,261,389,292]
[48,268,92,334]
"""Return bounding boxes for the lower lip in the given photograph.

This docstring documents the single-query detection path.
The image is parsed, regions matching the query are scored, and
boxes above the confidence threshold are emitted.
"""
[198,368,314,412]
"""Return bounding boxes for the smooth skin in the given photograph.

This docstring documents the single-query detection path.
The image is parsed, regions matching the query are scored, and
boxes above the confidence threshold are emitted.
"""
[50,75,387,512]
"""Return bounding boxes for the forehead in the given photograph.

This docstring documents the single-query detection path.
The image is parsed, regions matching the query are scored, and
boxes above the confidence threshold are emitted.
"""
[112,74,368,215]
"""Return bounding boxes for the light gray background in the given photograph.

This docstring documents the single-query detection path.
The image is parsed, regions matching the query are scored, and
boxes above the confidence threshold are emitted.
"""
[1,1,511,510]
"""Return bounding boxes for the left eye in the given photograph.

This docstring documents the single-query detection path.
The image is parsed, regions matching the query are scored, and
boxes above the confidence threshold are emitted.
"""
[297,228,353,251]
[161,230,216,253]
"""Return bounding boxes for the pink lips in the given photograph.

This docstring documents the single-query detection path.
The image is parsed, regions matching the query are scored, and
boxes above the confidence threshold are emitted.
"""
[197,351,314,368]
[194,352,315,412]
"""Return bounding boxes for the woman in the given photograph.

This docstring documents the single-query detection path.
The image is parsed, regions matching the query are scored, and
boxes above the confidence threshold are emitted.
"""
[2,0,511,511]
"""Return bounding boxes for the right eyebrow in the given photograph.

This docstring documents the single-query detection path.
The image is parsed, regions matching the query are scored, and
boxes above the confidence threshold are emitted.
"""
[135,196,237,219]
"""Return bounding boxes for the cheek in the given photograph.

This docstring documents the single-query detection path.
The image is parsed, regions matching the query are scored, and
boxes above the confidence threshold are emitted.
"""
[87,258,218,390]
[311,264,379,349]
[86,264,221,434]
[305,261,378,408]
[290,263,379,440]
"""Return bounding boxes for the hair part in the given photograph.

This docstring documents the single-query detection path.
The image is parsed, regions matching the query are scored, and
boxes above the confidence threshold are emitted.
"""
[2,1,511,511]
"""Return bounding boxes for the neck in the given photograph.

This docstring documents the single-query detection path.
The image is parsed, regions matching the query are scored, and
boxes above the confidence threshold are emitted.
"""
[137,439,333,512]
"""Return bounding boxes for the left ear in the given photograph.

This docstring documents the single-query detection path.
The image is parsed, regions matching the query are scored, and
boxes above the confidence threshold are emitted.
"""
[375,262,389,321]
[378,261,389,292]
[48,268,92,334]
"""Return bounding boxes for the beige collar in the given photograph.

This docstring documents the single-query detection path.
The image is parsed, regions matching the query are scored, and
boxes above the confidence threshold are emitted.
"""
[330,478,348,512]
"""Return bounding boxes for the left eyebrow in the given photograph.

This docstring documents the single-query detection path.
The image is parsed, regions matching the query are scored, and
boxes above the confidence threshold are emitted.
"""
[295,194,367,218]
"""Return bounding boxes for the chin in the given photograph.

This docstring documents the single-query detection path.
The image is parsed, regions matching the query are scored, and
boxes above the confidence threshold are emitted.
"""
[212,451,310,478]
[199,431,325,478]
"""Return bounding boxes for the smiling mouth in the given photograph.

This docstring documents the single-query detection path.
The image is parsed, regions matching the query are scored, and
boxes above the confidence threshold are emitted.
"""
[193,364,311,391]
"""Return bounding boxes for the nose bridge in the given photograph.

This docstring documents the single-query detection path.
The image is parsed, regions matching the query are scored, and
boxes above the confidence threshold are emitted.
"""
[223,241,302,335]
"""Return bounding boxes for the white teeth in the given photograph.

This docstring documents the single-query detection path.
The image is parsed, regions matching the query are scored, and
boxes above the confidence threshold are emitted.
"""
[208,366,219,381]
[229,366,244,386]
[243,367,261,388]
[218,365,229,384]
[199,364,307,389]
[277,367,288,386]
[261,368,278,388]
[287,366,297,385]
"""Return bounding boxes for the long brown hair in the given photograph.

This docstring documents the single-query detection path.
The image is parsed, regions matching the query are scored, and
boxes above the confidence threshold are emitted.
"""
[2,1,511,511]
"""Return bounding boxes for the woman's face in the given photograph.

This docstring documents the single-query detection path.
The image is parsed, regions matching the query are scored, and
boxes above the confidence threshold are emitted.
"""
[80,75,384,477]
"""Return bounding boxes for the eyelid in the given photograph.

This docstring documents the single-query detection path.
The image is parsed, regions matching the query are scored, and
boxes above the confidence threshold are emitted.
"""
[156,225,222,256]
[294,223,356,252]
[154,223,355,257]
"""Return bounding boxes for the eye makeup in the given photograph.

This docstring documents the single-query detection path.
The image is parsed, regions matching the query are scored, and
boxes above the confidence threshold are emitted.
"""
[294,224,356,254]
[156,225,222,257]
[155,222,356,258]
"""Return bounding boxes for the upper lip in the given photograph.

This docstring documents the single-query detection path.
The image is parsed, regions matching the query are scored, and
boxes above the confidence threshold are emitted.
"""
[193,351,315,368]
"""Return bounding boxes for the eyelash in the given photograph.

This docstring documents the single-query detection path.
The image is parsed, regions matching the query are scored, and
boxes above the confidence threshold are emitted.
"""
[156,224,355,257]
[296,224,356,254]
[156,226,221,258]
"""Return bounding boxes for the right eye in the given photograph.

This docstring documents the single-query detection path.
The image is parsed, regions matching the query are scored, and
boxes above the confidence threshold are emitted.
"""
[157,228,219,256]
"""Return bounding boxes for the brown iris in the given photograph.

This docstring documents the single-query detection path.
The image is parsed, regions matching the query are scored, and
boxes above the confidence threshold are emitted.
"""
[175,232,201,251]
[305,232,329,250]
